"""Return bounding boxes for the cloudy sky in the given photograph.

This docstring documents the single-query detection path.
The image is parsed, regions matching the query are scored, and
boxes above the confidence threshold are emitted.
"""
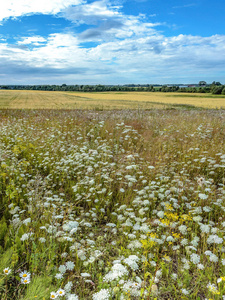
[0,0,225,85]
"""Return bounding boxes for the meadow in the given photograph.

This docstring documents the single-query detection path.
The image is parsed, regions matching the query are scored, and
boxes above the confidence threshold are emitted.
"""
[0,89,225,110]
[0,107,225,300]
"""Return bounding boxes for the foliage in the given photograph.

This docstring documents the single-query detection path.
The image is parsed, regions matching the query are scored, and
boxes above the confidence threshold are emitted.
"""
[0,82,224,94]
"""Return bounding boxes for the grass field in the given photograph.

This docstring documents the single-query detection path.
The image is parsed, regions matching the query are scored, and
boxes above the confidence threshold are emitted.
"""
[0,89,225,109]
[0,108,225,299]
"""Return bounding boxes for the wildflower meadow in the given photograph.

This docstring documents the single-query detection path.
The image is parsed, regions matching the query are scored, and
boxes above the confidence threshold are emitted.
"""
[0,108,225,300]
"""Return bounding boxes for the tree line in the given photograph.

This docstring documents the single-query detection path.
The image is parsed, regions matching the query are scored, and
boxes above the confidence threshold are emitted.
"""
[0,82,225,94]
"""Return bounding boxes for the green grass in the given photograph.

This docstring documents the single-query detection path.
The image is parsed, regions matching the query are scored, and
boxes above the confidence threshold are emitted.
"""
[21,276,57,300]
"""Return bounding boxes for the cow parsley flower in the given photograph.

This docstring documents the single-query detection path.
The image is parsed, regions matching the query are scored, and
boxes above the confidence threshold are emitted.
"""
[181,288,189,295]
[103,263,128,282]
[58,265,66,274]
[123,280,141,297]
[197,263,204,270]
[23,218,31,225]
[199,193,208,200]
[81,273,91,277]
[67,295,79,300]
[66,261,75,271]
[178,225,187,235]
[200,224,210,234]
[124,255,139,271]
[207,234,223,244]
[39,237,46,243]
[92,289,110,300]
[190,253,200,265]
[20,233,30,241]
[171,273,177,280]
[209,254,218,262]
[55,273,64,280]
[180,238,188,246]
[64,281,73,293]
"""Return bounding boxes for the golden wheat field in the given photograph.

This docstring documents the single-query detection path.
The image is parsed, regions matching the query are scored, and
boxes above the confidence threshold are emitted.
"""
[0,89,225,109]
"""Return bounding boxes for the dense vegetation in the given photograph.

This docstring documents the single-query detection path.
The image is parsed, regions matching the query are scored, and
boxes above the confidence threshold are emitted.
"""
[0,109,225,299]
[1,81,225,94]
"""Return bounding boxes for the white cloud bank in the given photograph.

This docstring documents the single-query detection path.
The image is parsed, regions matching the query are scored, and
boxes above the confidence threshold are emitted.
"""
[1,31,225,84]
[0,0,225,84]
[0,0,83,22]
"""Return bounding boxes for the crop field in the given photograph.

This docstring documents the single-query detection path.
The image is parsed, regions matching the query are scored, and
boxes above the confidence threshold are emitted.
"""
[0,108,225,300]
[0,90,225,110]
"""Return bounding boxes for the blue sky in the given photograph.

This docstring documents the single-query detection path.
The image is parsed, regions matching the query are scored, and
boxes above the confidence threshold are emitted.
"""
[0,0,225,84]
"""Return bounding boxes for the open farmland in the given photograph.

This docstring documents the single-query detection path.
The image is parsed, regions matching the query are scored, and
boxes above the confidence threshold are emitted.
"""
[0,90,225,109]
[0,109,225,299]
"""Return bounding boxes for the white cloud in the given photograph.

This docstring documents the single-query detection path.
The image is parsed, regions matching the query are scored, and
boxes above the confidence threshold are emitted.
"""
[0,31,225,84]
[0,0,83,22]
[0,0,224,84]
[18,36,46,46]
[62,0,121,25]
[62,1,161,42]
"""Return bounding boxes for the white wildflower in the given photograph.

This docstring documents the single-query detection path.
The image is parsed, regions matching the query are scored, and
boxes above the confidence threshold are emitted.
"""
[67,295,79,300]
[207,234,223,244]
[200,224,210,234]
[178,225,187,235]
[181,288,189,295]
[64,281,73,293]
[57,288,65,297]
[50,292,58,299]
[81,273,91,277]
[92,289,110,300]
[55,273,64,280]
[190,253,200,265]
[199,193,208,200]
[209,254,218,262]
[65,261,75,271]
[58,265,66,274]
[197,263,204,270]
[3,268,11,275]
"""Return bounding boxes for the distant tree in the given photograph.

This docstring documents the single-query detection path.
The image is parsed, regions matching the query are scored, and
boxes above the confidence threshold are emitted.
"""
[211,81,222,86]
[146,85,154,91]
[199,81,207,86]
[198,87,206,93]
[212,86,223,95]
[180,87,187,92]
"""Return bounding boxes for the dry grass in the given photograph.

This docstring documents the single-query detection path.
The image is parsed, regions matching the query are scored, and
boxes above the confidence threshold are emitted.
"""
[0,90,225,109]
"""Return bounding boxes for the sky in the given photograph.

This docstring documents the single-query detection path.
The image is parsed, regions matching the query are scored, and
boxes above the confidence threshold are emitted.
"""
[0,0,225,85]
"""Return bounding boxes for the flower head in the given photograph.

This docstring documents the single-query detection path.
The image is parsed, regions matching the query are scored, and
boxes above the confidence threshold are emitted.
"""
[57,288,65,296]
[19,271,31,279]
[92,289,110,300]
[65,261,75,271]
[67,295,79,300]
[50,292,58,299]
[21,277,31,284]
[3,268,11,275]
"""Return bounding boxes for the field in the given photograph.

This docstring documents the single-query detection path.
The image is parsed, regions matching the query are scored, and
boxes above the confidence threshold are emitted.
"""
[0,89,225,109]
[0,107,225,300]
